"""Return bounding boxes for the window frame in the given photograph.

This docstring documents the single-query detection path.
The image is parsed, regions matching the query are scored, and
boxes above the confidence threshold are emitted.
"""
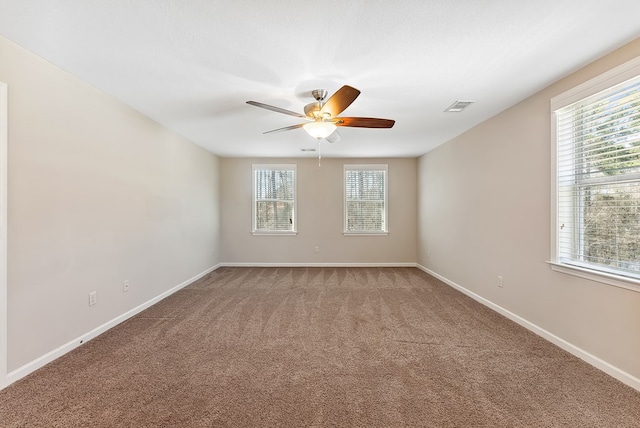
[343,163,389,235]
[550,56,640,293]
[252,164,297,235]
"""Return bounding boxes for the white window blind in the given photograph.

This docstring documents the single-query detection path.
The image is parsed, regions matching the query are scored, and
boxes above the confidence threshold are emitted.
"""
[344,164,388,233]
[555,73,640,280]
[252,164,296,233]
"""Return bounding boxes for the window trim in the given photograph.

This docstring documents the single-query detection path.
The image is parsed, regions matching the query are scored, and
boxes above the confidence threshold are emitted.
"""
[343,164,389,235]
[252,164,297,236]
[550,56,640,293]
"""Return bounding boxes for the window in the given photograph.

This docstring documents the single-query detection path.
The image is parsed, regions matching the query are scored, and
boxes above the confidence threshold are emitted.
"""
[551,57,640,289]
[344,164,388,234]
[252,164,296,234]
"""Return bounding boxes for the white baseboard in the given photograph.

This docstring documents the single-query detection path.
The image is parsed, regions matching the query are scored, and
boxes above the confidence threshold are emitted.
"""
[416,264,640,393]
[3,264,221,389]
[220,262,418,268]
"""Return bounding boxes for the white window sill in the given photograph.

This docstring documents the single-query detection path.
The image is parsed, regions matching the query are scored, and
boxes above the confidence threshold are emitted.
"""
[252,231,298,236]
[547,261,640,293]
[343,232,389,236]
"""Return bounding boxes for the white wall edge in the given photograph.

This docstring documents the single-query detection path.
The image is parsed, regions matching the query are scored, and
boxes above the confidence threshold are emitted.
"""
[0,82,7,390]
[3,263,221,389]
[416,264,640,393]
[220,262,417,268]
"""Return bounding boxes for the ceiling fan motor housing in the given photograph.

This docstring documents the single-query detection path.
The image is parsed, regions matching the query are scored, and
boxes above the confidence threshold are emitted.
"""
[311,89,328,102]
[304,89,328,118]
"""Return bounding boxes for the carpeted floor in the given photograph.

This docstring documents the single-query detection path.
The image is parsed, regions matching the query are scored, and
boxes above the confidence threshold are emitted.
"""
[0,267,639,427]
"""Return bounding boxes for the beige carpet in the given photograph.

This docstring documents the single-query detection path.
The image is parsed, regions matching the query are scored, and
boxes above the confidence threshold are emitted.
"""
[1,267,639,427]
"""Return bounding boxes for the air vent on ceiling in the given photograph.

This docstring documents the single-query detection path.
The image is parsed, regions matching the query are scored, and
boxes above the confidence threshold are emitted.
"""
[301,148,317,152]
[445,100,475,112]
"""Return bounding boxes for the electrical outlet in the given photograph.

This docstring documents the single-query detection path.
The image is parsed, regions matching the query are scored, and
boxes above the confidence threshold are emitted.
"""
[497,276,504,288]
[123,280,130,293]
[427,250,432,259]
[89,291,97,306]
[314,246,320,253]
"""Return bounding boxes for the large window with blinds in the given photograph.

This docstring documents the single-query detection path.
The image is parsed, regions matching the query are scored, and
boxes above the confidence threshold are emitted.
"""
[252,164,296,234]
[551,58,640,287]
[344,164,388,234]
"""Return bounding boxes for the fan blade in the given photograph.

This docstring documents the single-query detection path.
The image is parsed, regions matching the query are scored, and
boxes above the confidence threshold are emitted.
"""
[320,85,361,117]
[334,117,395,128]
[246,101,307,118]
[325,130,341,143]
[263,123,305,134]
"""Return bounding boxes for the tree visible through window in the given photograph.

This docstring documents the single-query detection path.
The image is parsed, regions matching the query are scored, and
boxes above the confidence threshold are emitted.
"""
[253,164,296,233]
[555,72,640,279]
[344,164,388,233]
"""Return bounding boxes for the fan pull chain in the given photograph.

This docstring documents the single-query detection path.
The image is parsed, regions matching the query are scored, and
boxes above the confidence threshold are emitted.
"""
[318,139,321,167]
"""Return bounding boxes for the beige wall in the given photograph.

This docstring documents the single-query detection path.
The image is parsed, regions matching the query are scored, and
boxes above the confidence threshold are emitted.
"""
[417,38,640,380]
[0,36,221,371]
[220,157,417,264]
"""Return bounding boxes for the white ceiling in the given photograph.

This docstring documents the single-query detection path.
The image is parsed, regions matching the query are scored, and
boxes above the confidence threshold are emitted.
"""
[1,1,639,158]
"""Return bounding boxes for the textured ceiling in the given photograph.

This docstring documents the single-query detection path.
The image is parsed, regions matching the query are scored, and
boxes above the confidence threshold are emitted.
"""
[1,0,639,158]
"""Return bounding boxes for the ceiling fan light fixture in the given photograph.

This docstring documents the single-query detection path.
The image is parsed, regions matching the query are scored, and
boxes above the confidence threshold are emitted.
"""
[303,121,337,139]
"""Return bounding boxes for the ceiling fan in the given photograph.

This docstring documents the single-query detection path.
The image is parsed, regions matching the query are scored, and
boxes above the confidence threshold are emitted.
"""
[246,85,395,143]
